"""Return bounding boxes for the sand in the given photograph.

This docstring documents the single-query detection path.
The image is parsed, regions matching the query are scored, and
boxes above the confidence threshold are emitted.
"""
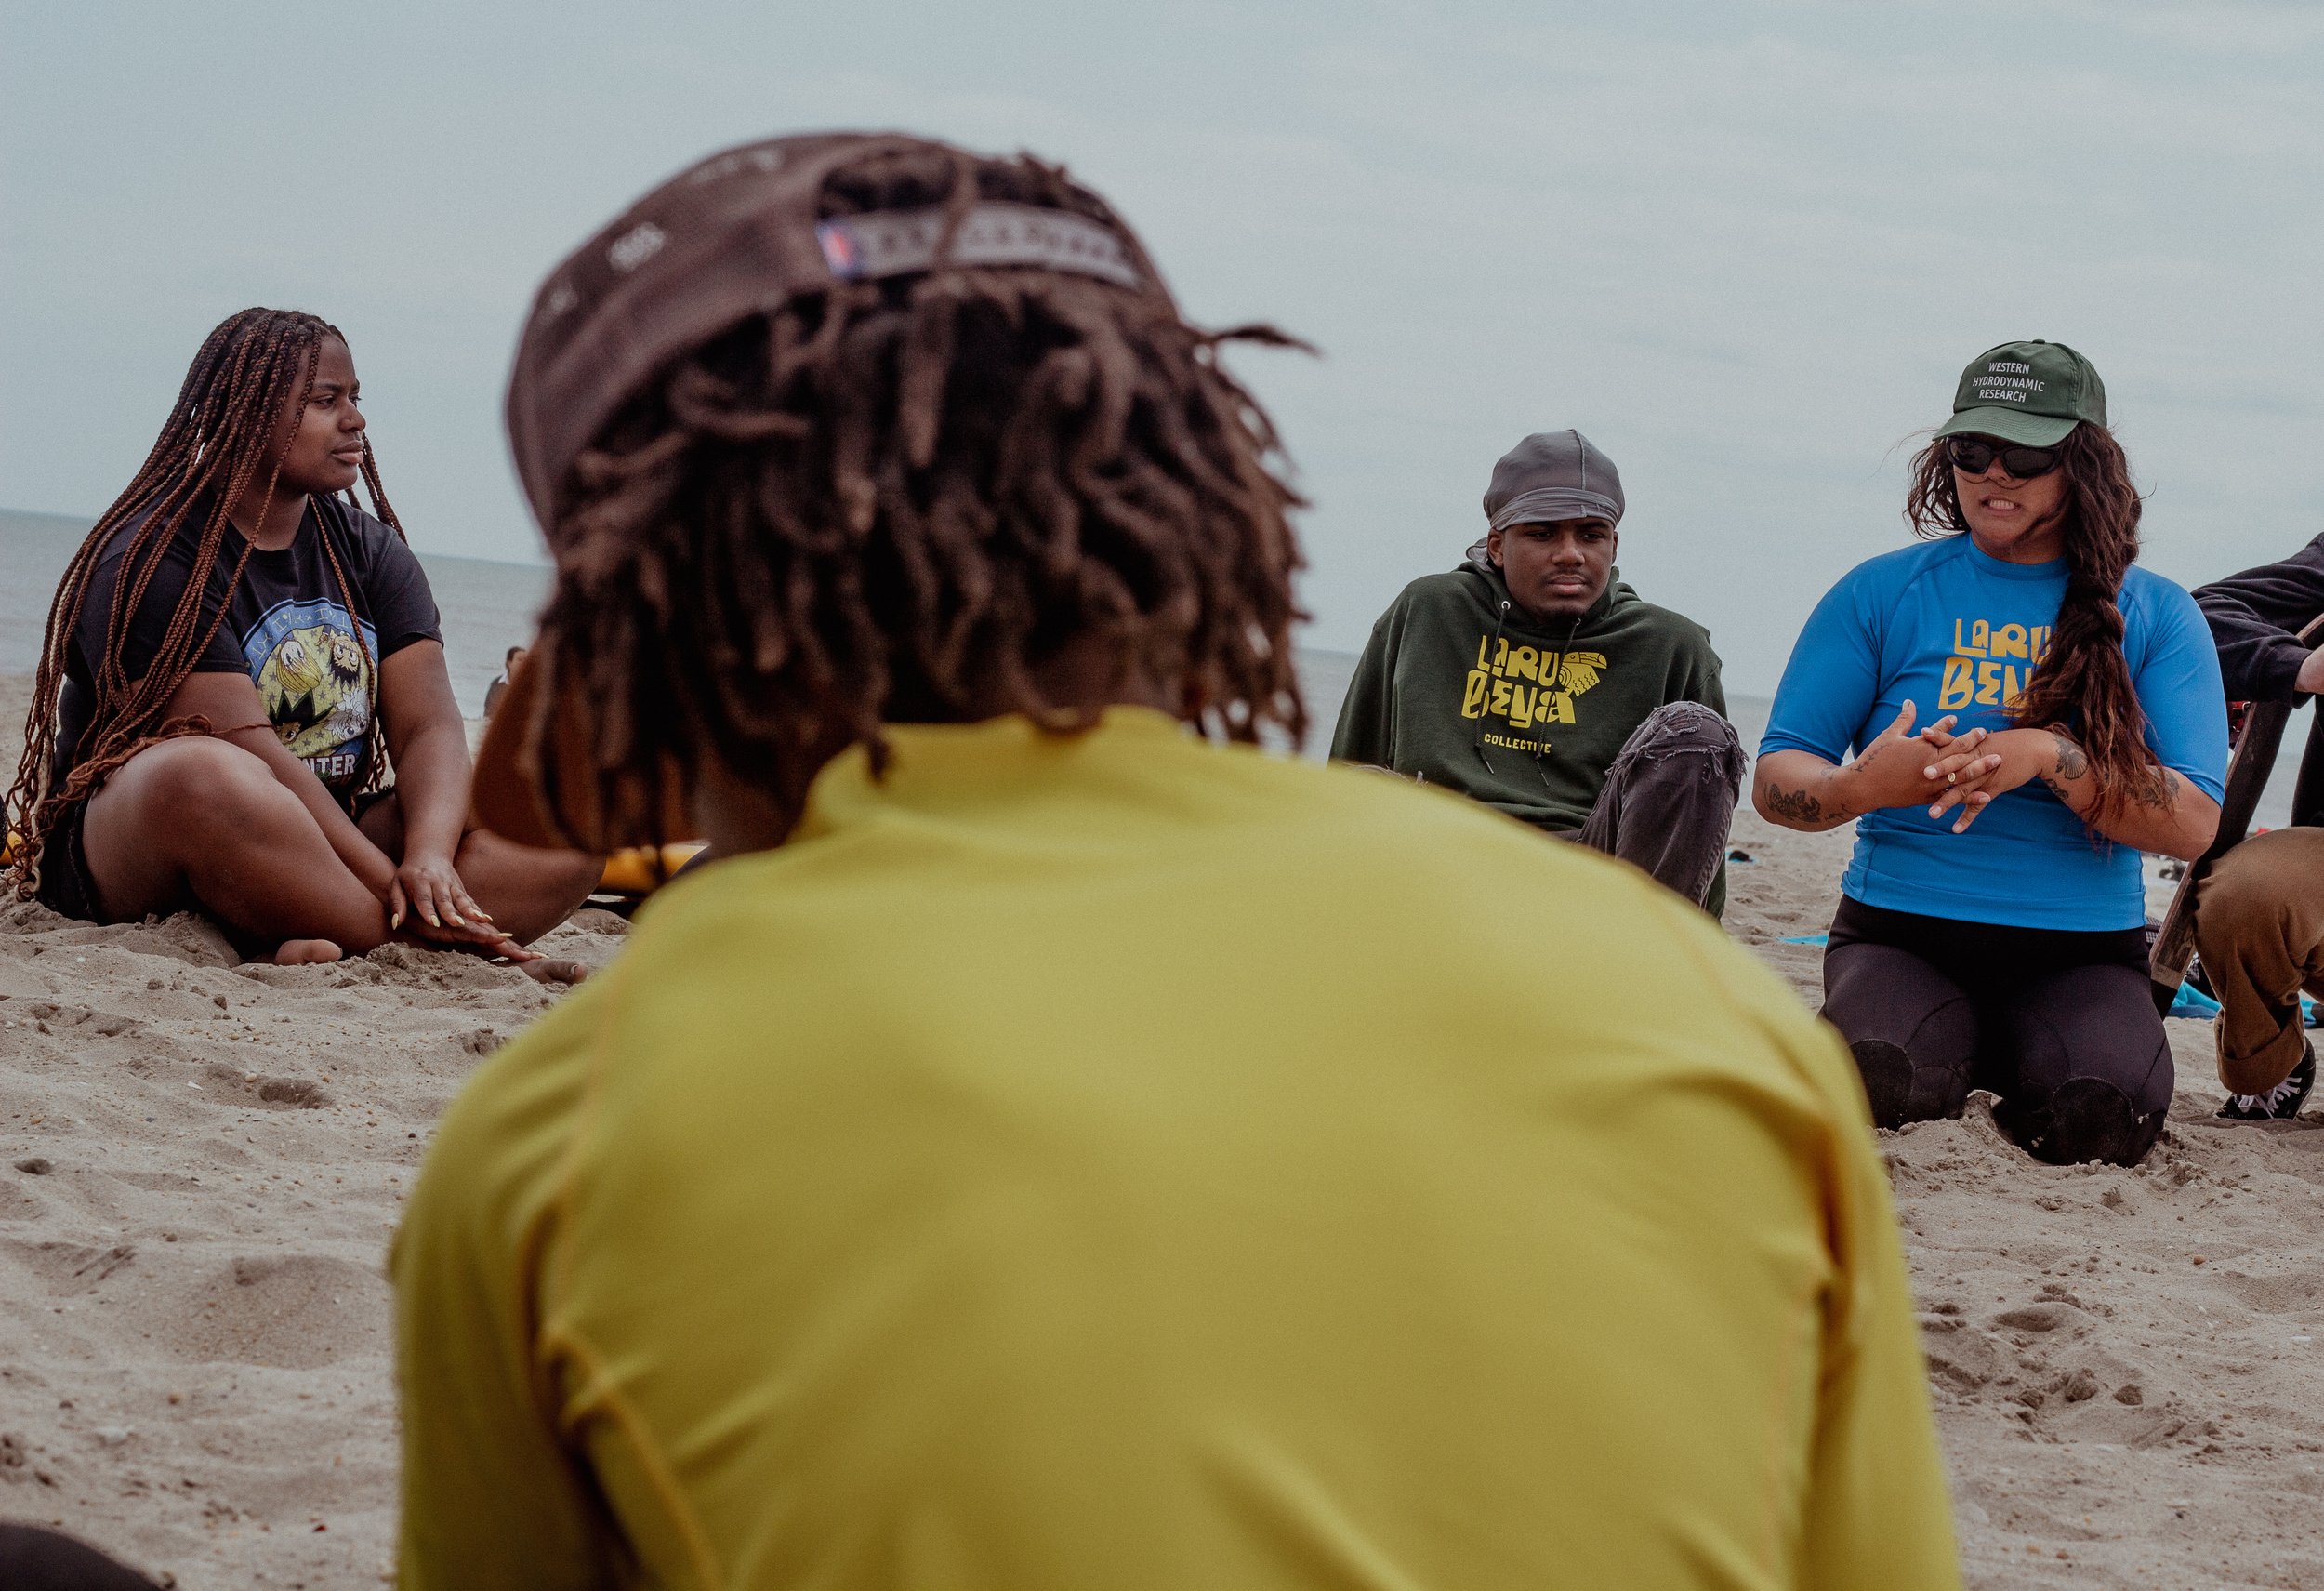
[0,674,627,1587]
[1,673,2319,1589]
[1731,809,2324,1590]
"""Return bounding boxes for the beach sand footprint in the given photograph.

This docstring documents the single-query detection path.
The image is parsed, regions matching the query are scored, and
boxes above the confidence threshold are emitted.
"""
[140,1253,387,1371]
[197,1064,328,1110]
[3,1238,138,1294]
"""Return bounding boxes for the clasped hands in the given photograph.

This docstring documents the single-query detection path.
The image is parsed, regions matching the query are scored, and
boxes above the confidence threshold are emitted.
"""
[1842,701,2053,834]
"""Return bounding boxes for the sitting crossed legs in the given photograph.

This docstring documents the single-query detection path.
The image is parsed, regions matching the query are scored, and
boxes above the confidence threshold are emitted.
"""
[12,309,599,969]
[74,729,598,965]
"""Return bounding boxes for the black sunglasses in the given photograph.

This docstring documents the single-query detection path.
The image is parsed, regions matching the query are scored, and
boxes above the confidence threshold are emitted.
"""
[1947,435,2060,479]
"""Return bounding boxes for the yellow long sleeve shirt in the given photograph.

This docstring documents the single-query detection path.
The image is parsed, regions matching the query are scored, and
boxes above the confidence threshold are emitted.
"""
[392,709,1959,1590]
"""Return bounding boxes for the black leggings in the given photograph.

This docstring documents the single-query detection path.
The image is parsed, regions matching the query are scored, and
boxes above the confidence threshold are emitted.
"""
[1821,897,2172,1167]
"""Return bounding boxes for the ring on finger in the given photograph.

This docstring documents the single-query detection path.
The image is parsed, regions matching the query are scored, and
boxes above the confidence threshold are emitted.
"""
[1947,771,1957,785]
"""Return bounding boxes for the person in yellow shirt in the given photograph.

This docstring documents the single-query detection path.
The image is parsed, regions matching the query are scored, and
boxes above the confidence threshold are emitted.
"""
[392,131,1961,1591]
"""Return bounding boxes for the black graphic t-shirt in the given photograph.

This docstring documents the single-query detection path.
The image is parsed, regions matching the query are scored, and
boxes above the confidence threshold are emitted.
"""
[55,496,442,810]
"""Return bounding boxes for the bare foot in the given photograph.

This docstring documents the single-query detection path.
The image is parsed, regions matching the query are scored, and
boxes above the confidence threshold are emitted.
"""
[275,938,344,965]
[521,958,588,986]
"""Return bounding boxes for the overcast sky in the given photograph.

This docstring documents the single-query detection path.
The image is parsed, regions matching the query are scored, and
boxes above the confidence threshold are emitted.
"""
[6,0,2322,690]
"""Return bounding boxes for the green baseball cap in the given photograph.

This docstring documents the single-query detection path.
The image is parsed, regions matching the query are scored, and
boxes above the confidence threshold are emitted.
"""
[1934,339,2106,448]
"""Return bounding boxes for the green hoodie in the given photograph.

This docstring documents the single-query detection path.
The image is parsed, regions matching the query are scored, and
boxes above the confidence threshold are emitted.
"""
[1331,558,1726,854]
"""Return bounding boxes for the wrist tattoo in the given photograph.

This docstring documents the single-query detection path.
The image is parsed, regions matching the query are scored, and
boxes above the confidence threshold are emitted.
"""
[1763,785,1826,823]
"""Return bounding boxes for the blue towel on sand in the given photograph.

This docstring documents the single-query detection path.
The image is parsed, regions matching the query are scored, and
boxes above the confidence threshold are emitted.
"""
[2164,987,2319,1025]
[2167,983,2221,1020]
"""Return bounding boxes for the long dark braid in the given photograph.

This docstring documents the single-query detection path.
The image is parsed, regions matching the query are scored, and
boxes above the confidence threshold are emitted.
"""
[525,147,1307,851]
[6,308,403,896]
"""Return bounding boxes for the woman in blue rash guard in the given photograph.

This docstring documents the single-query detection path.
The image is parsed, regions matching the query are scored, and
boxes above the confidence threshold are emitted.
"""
[1755,341,2225,1167]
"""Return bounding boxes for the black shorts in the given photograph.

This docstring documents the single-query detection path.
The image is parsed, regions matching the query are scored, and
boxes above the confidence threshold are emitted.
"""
[30,798,104,924]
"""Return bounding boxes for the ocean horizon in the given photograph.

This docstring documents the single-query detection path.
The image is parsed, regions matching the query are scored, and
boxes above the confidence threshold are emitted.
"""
[2,507,1397,749]
[33,505,2279,825]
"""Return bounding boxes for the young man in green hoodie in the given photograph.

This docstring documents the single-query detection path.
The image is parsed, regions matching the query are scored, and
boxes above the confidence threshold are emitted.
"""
[1332,431,1741,911]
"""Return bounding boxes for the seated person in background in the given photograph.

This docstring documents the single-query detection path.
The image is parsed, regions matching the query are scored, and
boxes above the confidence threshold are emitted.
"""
[482,643,526,719]
[1331,431,1741,911]
[3,309,601,969]
[392,132,1959,1590]
[2185,543,2324,1120]
[1757,340,2225,1167]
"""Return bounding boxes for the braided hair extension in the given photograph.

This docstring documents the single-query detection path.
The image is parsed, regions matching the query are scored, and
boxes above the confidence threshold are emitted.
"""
[1904,421,2152,821]
[524,147,1308,851]
[5,309,404,897]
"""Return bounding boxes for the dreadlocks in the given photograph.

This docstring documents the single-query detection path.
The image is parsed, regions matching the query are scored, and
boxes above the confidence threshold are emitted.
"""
[5,307,404,898]
[526,147,1308,851]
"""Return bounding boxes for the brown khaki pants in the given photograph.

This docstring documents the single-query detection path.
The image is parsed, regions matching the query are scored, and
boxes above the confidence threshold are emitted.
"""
[2194,827,2324,1094]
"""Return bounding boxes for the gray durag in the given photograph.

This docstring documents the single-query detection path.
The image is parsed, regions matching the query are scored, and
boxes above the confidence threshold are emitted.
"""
[1466,430,1626,566]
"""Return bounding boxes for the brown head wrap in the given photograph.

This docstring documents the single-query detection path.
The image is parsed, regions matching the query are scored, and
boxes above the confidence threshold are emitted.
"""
[478,131,1301,851]
[505,131,1179,533]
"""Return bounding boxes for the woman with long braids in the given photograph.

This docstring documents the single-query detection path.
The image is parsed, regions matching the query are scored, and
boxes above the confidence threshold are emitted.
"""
[7,308,600,966]
[1757,340,2227,1167]
[391,133,1957,1589]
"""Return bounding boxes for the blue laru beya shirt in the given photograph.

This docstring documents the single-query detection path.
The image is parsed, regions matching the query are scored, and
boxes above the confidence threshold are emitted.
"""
[1760,536,2227,931]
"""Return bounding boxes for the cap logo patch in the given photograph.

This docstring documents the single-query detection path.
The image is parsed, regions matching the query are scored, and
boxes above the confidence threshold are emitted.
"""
[608,222,669,273]
[816,203,1140,289]
[1971,370,2044,404]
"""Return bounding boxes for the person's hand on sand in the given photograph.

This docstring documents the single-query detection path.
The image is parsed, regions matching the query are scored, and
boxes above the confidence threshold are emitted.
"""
[382,855,587,976]
[389,853,497,944]
[273,927,587,983]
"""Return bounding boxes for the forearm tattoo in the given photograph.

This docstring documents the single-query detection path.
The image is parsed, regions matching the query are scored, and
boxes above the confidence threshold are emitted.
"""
[2131,764,2179,809]
[1763,785,1826,824]
[2041,730,2179,811]
[2039,732,2089,805]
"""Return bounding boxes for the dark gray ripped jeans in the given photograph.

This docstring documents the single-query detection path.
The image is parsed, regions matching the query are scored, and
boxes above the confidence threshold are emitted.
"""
[1568,702,1746,908]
